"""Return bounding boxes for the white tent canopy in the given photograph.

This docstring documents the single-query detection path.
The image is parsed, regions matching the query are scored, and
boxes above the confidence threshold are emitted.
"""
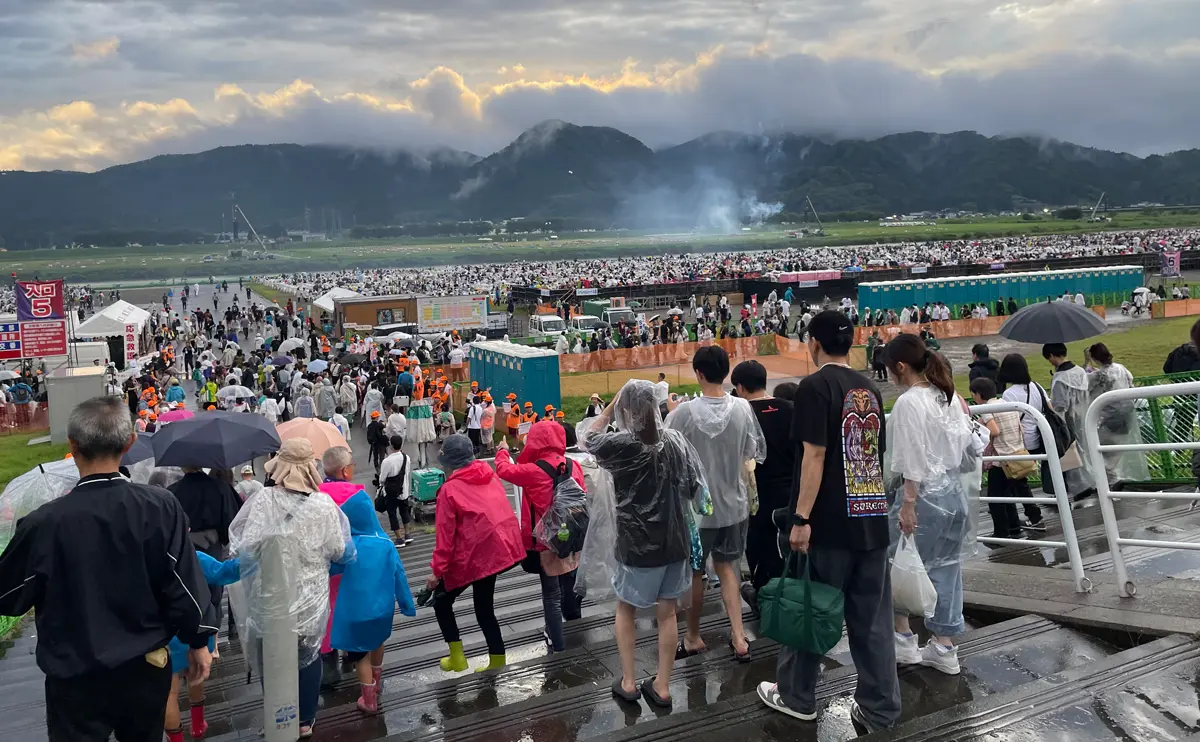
[73,300,150,338]
[313,287,362,313]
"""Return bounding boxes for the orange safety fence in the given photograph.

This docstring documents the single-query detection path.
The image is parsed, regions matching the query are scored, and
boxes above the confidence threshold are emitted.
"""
[559,336,786,374]
[1153,299,1200,319]
[0,402,50,436]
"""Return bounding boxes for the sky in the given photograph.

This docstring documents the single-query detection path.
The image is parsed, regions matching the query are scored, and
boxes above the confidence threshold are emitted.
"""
[2,0,1199,172]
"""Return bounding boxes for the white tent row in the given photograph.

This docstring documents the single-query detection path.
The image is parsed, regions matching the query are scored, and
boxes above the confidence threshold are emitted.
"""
[73,300,150,339]
[313,287,362,314]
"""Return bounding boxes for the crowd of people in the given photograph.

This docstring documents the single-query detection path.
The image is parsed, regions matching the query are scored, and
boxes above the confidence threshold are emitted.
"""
[1,224,1196,740]
[254,228,1200,300]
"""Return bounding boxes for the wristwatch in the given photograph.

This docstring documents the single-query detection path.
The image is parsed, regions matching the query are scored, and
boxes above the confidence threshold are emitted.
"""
[790,513,810,527]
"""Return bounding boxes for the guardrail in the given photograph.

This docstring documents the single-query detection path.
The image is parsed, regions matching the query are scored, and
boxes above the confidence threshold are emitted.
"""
[969,401,1090,593]
[1084,382,1200,598]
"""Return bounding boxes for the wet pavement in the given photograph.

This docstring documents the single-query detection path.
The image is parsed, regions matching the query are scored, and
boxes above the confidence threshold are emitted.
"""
[5,285,1197,740]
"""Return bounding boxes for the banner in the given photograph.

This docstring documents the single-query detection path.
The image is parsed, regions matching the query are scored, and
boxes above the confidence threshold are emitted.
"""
[20,320,67,357]
[0,320,69,360]
[989,262,1006,270]
[575,287,599,296]
[778,270,841,283]
[910,265,929,275]
[16,279,65,321]
[417,295,487,332]
[1161,249,1182,277]
[124,322,138,362]
[0,323,20,361]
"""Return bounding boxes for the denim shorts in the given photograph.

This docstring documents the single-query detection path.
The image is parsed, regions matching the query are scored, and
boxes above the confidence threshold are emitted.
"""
[612,561,691,609]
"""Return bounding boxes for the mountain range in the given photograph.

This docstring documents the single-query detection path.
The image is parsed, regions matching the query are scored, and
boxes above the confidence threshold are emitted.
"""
[3,121,1200,247]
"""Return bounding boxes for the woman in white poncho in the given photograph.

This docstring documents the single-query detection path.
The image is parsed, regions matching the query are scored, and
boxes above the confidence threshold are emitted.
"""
[361,383,385,428]
[337,375,359,424]
[1042,343,1096,496]
[1086,342,1149,485]
[228,438,355,737]
[883,334,974,676]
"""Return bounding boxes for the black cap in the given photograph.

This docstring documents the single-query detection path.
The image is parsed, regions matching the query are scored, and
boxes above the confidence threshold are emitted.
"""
[807,310,855,355]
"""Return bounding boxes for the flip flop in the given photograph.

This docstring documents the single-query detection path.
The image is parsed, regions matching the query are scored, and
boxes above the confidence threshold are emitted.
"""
[674,641,703,661]
[611,678,641,703]
[729,639,753,664]
[640,678,672,708]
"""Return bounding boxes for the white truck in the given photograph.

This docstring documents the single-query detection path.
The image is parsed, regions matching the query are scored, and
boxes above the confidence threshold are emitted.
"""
[569,315,603,338]
[528,314,567,337]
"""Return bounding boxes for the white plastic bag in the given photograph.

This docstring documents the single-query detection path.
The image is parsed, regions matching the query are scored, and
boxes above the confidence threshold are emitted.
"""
[891,534,938,618]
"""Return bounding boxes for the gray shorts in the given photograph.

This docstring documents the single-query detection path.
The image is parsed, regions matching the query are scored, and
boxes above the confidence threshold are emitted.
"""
[700,519,749,564]
[612,561,691,609]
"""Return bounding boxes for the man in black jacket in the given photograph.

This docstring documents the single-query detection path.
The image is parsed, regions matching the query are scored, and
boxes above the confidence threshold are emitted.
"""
[968,344,1000,384]
[0,396,215,742]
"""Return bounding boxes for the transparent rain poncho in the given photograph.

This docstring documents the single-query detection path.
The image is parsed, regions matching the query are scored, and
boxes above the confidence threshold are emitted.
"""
[885,385,975,569]
[1087,362,1149,485]
[1048,366,1098,495]
[664,392,765,529]
[227,486,356,671]
[574,380,711,602]
[0,458,78,551]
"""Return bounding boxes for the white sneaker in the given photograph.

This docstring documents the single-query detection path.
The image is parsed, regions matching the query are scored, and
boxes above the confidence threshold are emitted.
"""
[920,641,961,675]
[757,681,817,721]
[894,632,921,666]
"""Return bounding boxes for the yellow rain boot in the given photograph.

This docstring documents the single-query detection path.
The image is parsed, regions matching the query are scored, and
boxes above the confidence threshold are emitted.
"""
[475,654,506,673]
[439,642,468,672]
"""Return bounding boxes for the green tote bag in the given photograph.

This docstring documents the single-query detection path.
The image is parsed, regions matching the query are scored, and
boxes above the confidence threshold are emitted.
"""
[758,553,845,654]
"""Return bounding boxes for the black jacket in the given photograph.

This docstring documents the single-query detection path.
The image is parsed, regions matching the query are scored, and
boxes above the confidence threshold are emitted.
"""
[968,357,1000,383]
[0,474,217,678]
[1164,343,1200,374]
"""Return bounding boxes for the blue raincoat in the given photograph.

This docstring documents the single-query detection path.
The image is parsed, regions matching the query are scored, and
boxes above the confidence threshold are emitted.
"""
[328,491,416,653]
[169,552,242,673]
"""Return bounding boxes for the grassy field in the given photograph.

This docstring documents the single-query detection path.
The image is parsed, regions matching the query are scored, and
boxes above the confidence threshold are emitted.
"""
[0,433,71,489]
[10,211,1200,285]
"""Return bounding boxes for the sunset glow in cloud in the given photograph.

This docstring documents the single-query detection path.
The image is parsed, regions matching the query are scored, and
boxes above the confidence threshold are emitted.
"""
[1,0,1198,171]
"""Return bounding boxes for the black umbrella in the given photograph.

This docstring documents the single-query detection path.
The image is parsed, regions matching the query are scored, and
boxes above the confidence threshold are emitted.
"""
[999,301,1108,344]
[121,432,156,466]
[152,411,281,469]
[341,353,366,365]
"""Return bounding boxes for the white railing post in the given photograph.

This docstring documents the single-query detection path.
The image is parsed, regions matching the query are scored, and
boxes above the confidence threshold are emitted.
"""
[1083,381,1200,598]
[969,402,1090,593]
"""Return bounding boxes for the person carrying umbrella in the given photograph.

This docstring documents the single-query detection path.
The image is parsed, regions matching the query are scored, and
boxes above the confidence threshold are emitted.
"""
[0,396,216,742]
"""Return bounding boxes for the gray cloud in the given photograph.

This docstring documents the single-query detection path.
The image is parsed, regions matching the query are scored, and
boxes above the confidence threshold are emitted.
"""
[2,0,1200,170]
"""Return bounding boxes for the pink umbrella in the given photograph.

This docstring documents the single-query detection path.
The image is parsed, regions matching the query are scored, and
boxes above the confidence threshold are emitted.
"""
[276,418,348,459]
[158,409,194,423]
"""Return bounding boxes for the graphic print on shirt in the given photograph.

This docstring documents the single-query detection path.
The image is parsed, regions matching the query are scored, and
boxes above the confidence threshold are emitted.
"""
[840,389,887,517]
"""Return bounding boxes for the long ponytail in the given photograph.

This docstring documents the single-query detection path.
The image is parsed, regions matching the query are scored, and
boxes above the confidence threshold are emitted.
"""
[923,349,956,405]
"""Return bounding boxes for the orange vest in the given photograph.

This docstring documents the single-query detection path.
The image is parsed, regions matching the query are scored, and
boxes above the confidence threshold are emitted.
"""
[506,410,521,429]
[414,378,425,400]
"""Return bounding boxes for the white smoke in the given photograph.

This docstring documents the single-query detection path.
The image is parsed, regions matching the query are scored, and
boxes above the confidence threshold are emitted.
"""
[691,170,782,233]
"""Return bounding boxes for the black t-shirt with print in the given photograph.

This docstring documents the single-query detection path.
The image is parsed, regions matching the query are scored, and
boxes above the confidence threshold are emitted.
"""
[790,364,891,552]
[748,397,796,512]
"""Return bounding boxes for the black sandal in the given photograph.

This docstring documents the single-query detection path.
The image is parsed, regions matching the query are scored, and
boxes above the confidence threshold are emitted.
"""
[674,641,703,661]
[640,678,672,708]
[611,678,641,703]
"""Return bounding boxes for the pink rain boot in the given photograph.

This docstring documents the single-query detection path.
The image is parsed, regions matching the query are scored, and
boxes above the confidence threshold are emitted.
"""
[372,664,384,697]
[357,681,379,714]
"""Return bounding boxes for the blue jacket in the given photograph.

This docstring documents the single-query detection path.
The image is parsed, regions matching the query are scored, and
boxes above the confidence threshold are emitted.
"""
[169,552,241,672]
[328,491,415,653]
[165,385,186,403]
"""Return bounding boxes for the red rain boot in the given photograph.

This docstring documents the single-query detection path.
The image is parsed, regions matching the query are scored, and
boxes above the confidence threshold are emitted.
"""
[372,664,383,696]
[190,698,208,738]
[167,728,184,742]
[356,681,379,714]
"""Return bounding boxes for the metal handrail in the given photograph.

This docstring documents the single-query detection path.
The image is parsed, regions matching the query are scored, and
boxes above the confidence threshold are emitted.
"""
[1084,381,1200,598]
[969,401,1090,593]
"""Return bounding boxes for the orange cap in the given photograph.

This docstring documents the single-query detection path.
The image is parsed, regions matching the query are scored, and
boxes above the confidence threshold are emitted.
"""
[483,392,493,402]
[371,410,382,418]
[138,409,149,417]
[470,381,479,388]
[555,411,564,420]
[545,404,555,412]
[506,392,517,400]
[524,401,533,408]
